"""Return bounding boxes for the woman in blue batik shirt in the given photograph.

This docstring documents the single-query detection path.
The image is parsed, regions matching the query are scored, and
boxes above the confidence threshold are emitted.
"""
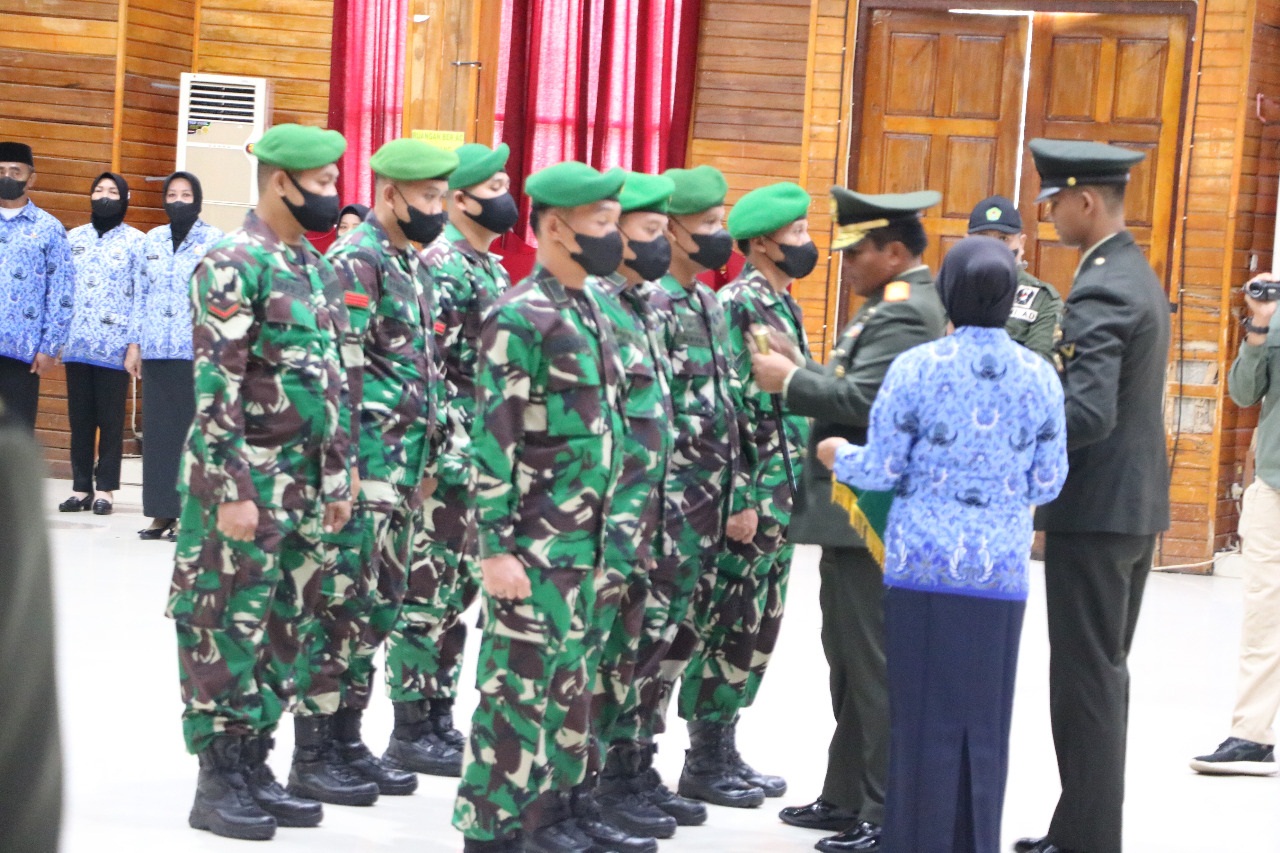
[60,172,145,516]
[817,236,1068,853]
[125,172,222,539]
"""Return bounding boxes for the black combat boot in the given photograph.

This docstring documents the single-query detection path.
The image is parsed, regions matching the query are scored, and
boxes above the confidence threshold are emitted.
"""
[382,699,463,776]
[188,735,277,840]
[464,835,526,852]
[636,742,706,825]
[333,707,418,795]
[241,733,324,827]
[726,717,787,797]
[429,696,467,750]
[527,791,593,853]
[596,742,677,838]
[287,714,380,806]
[677,720,765,808]
[570,781,658,853]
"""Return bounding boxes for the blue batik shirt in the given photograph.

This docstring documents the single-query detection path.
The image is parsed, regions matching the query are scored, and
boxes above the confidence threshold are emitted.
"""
[62,222,146,369]
[130,220,223,360]
[833,326,1068,600]
[0,200,74,363]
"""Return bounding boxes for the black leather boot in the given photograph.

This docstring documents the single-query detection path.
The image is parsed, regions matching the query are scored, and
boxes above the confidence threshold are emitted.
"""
[188,736,277,840]
[596,742,677,839]
[570,782,658,853]
[382,699,463,777]
[241,734,323,827]
[464,836,526,852]
[726,717,787,797]
[527,792,593,853]
[333,707,418,795]
[677,721,765,808]
[429,696,467,750]
[287,714,380,806]
[636,742,706,825]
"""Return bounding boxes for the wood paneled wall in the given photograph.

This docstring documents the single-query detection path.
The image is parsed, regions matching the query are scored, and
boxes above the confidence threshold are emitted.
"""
[404,0,502,145]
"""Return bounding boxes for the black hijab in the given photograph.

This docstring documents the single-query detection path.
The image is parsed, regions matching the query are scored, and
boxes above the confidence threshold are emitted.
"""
[163,171,204,250]
[90,172,129,236]
[935,236,1018,329]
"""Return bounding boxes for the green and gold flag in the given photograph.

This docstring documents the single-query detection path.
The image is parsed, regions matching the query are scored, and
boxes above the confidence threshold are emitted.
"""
[831,476,893,569]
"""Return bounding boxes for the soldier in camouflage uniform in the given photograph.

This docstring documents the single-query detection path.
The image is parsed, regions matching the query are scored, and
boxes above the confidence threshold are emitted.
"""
[677,182,817,803]
[385,143,515,768]
[290,138,459,806]
[452,161,629,853]
[165,124,352,841]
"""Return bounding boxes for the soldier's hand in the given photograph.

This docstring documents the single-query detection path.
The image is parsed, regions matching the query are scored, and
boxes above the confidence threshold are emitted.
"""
[747,324,803,366]
[217,500,259,542]
[817,436,849,471]
[124,344,142,379]
[324,500,352,534]
[726,508,758,544]
[751,350,796,394]
[481,554,531,600]
[30,353,56,377]
[420,476,438,501]
[350,468,362,501]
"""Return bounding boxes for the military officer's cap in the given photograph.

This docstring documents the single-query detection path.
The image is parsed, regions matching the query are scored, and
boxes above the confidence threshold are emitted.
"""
[0,142,34,167]
[370,138,459,182]
[448,142,510,190]
[829,187,941,251]
[252,124,347,171]
[1029,138,1145,202]
[967,195,1022,235]
[525,161,626,208]
[727,182,811,240]
[664,165,729,216]
[619,172,675,214]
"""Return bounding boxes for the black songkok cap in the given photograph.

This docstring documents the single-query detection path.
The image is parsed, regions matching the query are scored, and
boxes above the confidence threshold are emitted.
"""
[0,142,34,167]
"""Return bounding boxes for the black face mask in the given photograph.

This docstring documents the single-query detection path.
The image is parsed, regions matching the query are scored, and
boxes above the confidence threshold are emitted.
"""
[91,196,126,234]
[165,201,200,233]
[283,173,341,233]
[0,177,27,201]
[685,227,734,272]
[624,234,672,282]
[561,220,624,277]
[772,239,819,279]
[395,187,447,245]
[464,191,519,235]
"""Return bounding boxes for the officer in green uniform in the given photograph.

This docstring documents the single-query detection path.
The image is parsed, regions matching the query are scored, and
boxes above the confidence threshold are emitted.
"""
[1015,140,1170,853]
[753,188,947,853]
[966,195,1062,361]
[386,142,515,770]
[165,124,353,841]
[452,161,627,853]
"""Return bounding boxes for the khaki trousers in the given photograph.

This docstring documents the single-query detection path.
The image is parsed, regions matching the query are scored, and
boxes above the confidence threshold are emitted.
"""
[1231,479,1280,745]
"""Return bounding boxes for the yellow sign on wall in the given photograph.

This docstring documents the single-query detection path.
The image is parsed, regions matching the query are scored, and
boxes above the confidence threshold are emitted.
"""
[411,129,466,150]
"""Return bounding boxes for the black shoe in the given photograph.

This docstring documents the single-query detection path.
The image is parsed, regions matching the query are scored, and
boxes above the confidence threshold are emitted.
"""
[570,784,658,853]
[726,719,786,797]
[633,743,706,825]
[59,494,92,512]
[465,836,526,852]
[1190,736,1277,776]
[92,498,112,515]
[597,743,677,839]
[780,797,860,831]
[1013,842,1074,853]
[527,814,593,853]
[240,734,323,827]
[429,696,467,750]
[333,707,418,795]
[816,820,881,852]
[287,714,380,806]
[188,736,277,840]
[139,519,176,540]
[383,699,464,776]
[677,721,765,808]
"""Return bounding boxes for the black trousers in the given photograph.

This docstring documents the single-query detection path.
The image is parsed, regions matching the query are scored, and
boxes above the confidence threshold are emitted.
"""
[818,545,888,826]
[0,355,40,435]
[882,587,1025,853]
[1044,531,1155,853]
[64,362,129,493]
[140,359,194,519]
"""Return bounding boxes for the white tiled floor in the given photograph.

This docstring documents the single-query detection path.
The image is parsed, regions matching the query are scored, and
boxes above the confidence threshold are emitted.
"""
[47,479,1280,852]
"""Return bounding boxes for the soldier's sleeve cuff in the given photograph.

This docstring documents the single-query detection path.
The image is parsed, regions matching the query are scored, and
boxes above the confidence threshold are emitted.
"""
[477,530,516,560]
[780,366,801,404]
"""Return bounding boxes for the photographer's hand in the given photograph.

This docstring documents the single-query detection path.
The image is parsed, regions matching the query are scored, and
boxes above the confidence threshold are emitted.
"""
[1244,274,1278,343]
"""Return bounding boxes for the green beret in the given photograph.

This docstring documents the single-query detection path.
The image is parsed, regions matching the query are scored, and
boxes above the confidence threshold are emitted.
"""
[727,182,811,240]
[370,138,459,182]
[1029,138,1145,201]
[525,161,625,207]
[449,142,511,190]
[829,187,941,250]
[619,172,675,214]
[252,124,346,171]
[664,165,728,216]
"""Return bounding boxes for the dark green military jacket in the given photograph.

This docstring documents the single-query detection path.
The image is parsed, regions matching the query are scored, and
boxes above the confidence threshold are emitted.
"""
[1034,231,1171,535]
[783,266,947,547]
[1006,267,1063,362]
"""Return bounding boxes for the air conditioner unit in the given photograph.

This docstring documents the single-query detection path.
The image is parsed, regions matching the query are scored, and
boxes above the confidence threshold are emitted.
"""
[176,72,272,234]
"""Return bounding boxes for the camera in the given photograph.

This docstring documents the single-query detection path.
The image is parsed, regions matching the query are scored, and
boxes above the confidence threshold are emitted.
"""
[1245,277,1280,302]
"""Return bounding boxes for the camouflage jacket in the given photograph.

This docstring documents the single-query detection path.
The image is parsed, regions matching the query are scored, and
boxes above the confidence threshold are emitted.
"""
[471,265,625,571]
[326,213,442,487]
[718,264,811,526]
[420,221,511,490]
[181,211,351,507]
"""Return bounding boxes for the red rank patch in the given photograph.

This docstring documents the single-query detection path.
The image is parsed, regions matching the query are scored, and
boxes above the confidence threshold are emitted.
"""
[433,321,446,334]
[345,291,370,309]
[207,302,239,321]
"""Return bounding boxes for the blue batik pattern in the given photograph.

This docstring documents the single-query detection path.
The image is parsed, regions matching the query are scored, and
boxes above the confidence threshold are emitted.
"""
[0,201,74,363]
[63,222,146,369]
[833,326,1067,600]
[130,220,223,360]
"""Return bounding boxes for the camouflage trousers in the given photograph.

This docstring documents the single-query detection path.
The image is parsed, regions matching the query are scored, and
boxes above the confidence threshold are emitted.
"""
[167,494,325,755]
[588,552,656,756]
[386,477,479,703]
[453,565,599,841]
[294,481,417,715]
